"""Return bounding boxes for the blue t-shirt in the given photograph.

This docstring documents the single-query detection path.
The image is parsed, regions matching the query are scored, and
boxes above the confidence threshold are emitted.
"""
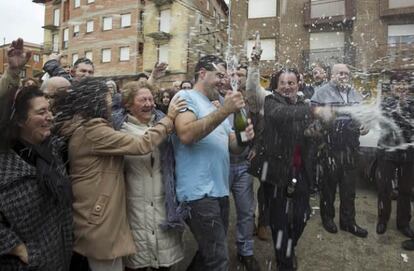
[172,90,232,202]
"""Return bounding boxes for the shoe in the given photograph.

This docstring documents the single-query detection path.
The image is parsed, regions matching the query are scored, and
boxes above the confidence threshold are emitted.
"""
[322,219,338,234]
[402,239,414,251]
[238,255,261,271]
[398,226,414,238]
[257,225,270,241]
[376,223,387,234]
[340,223,368,238]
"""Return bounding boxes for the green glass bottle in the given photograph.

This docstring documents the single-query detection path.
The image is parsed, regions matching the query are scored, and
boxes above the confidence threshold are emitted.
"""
[234,108,249,147]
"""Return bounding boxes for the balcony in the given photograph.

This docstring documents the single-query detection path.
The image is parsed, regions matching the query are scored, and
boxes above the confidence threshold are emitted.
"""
[370,42,414,71]
[153,0,173,6]
[302,46,356,68]
[304,0,355,27]
[380,0,414,18]
[146,31,172,42]
[42,24,59,31]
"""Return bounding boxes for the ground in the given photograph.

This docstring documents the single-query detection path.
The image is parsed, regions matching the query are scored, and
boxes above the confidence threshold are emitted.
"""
[173,182,413,271]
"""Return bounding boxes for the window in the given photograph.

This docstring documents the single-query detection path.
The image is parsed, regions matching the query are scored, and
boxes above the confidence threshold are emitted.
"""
[248,0,277,18]
[388,24,414,45]
[52,34,59,52]
[86,20,94,33]
[74,0,80,8]
[102,49,111,63]
[309,32,345,66]
[87,0,95,3]
[213,8,217,18]
[159,9,171,33]
[73,24,80,37]
[53,9,60,26]
[139,10,144,32]
[63,28,69,49]
[120,47,130,61]
[121,13,131,28]
[207,0,210,11]
[158,44,169,63]
[310,32,345,49]
[103,17,112,31]
[72,53,79,65]
[246,39,276,61]
[389,0,414,9]
[85,51,93,61]
[310,0,345,18]
[33,54,40,63]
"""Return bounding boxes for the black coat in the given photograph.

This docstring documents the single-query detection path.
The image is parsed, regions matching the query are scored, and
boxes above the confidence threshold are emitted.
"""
[377,95,414,162]
[0,139,73,271]
[261,92,313,186]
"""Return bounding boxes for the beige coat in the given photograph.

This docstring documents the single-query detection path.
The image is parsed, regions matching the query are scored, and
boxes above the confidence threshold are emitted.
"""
[121,116,184,269]
[62,117,173,260]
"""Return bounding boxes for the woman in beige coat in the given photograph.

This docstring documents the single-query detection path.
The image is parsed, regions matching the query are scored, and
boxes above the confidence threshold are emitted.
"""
[58,77,186,271]
[120,82,185,271]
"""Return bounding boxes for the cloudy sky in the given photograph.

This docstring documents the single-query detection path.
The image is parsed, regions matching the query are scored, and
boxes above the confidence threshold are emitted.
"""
[0,1,44,45]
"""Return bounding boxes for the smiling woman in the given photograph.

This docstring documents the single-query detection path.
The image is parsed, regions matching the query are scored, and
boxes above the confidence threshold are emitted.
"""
[1,86,73,271]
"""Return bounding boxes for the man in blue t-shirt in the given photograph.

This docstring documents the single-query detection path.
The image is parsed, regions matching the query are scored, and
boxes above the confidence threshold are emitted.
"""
[172,55,254,271]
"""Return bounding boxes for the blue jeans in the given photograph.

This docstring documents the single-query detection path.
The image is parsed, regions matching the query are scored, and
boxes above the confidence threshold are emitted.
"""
[229,161,255,256]
[185,196,229,271]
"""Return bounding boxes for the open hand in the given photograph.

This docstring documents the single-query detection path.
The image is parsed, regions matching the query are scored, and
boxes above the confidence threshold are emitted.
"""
[7,38,32,71]
[167,95,187,120]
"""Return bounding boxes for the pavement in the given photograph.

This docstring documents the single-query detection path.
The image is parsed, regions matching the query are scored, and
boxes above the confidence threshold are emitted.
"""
[172,181,413,271]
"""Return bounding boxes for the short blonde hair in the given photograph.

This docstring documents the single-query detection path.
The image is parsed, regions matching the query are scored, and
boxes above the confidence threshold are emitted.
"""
[121,81,154,107]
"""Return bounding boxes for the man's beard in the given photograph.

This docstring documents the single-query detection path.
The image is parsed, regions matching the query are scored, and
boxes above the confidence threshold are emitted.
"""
[207,88,220,101]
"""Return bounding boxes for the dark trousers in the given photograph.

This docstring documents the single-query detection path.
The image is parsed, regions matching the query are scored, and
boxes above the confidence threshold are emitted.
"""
[264,175,310,270]
[319,161,357,226]
[376,159,414,228]
[257,181,270,227]
[185,196,229,271]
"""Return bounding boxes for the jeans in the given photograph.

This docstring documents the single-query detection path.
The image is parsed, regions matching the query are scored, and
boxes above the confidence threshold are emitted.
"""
[185,196,229,271]
[229,161,255,256]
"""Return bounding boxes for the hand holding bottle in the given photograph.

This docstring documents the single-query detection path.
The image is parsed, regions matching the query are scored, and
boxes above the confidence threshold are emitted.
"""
[222,90,245,114]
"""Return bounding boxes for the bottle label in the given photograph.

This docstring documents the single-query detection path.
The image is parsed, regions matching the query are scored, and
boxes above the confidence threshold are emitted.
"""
[240,131,248,142]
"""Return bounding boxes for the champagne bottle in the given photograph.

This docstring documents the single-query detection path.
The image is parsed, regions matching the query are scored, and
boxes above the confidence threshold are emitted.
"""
[234,107,249,147]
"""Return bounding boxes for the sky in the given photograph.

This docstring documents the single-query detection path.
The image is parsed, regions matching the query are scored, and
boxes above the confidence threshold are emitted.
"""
[0,1,45,45]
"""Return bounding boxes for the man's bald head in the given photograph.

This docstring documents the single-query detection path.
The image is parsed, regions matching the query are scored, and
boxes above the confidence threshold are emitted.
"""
[41,76,71,99]
[331,64,351,89]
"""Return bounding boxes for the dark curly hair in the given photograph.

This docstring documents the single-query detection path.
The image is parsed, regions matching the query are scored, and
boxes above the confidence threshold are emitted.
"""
[72,77,110,121]
[268,68,301,91]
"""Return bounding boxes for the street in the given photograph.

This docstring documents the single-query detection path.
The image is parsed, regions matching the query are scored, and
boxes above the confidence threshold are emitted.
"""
[174,183,412,271]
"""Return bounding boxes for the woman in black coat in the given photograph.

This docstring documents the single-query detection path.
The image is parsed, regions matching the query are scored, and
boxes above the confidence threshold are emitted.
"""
[260,68,330,271]
[0,39,73,271]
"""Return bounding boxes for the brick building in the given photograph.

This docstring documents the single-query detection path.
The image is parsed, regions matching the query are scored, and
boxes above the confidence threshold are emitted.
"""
[33,0,228,85]
[230,0,414,77]
[0,42,43,79]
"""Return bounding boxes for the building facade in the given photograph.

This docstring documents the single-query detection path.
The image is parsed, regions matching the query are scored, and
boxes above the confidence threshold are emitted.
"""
[0,42,43,79]
[230,0,414,77]
[33,0,228,85]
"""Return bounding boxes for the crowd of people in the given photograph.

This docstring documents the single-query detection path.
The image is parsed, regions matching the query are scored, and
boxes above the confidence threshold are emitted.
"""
[0,37,413,271]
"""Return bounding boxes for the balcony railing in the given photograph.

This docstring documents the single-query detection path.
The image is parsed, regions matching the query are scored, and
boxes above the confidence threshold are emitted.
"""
[304,0,355,26]
[369,42,414,71]
[302,46,356,68]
